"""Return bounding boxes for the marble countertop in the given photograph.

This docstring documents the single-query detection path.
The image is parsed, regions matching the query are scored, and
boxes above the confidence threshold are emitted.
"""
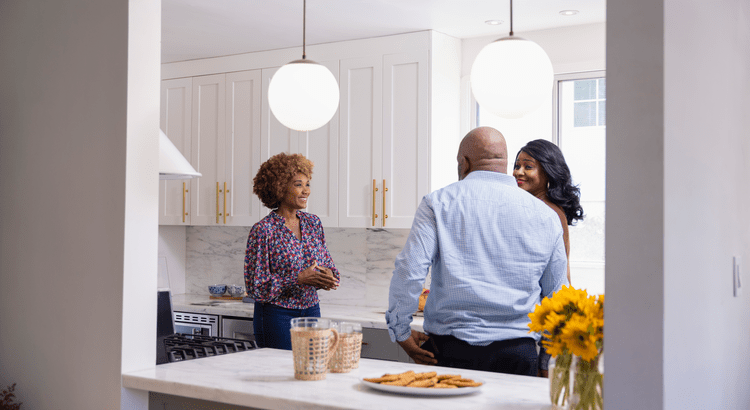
[123,348,553,410]
[171,294,424,332]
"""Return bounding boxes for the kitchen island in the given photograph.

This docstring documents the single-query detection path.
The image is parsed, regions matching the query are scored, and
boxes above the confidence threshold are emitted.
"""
[123,348,552,409]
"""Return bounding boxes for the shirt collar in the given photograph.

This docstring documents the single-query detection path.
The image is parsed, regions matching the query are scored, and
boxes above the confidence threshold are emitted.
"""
[463,170,517,187]
[270,210,302,224]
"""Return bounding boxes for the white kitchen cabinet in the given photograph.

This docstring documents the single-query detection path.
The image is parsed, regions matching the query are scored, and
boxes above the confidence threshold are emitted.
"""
[382,50,429,229]
[260,61,339,227]
[339,50,429,228]
[159,78,193,225]
[224,70,263,226]
[338,55,383,228]
[160,71,262,226]
[160,31,460,229]
[190,74,227,225]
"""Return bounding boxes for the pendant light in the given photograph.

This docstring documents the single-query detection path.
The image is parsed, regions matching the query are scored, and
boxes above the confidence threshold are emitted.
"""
[470,0,553,119]
[268,0,340,132]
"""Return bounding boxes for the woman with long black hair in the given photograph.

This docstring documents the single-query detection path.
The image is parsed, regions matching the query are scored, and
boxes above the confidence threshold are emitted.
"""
[513,139,584,378]
[513,139,584,285]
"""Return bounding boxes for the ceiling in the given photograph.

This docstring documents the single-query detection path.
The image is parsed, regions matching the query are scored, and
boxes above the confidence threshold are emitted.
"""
[162,0,606,64]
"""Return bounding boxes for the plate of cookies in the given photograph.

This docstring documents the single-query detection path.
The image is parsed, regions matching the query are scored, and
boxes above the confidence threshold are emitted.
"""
[361,370,483,396]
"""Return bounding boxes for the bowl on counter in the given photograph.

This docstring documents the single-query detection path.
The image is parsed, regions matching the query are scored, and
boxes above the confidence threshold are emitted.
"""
[208,284,227,296]
[228,284,245,297]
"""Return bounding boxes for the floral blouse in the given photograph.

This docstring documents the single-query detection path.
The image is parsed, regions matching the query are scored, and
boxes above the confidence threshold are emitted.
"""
[244,210,339,309]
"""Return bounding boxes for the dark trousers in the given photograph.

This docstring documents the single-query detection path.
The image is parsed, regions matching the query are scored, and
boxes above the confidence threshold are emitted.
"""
[252,302,320,350]
[422,334,538,377]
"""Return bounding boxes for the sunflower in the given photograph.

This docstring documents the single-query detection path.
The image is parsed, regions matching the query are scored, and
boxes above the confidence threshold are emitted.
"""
[528,296,558,332]
[559,317,599,361]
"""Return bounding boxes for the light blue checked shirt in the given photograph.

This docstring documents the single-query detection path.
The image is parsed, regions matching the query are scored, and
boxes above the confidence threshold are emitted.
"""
[386,171,568,346]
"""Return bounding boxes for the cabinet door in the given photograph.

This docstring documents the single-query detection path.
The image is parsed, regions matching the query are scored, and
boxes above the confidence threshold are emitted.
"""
[360,327,400,361]
[190,74,226,225]
[298,59,339,227]
[382,50,429,229]
[159,78,192,225]
[224,70,262,226]
[338,56,383,228]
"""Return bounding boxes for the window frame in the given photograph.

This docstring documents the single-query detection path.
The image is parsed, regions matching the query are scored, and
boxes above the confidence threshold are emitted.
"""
[552,70,607,147]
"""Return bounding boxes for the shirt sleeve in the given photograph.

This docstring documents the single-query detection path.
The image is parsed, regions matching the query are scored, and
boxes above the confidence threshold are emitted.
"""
[386,197,438,343]
[539,230,569,298]
[244,224,299,303]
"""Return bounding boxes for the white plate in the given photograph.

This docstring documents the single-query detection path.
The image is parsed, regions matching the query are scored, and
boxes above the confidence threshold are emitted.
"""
[361,377,483,396]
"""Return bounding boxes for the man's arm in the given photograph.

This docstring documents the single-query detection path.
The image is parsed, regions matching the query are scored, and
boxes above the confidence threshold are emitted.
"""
[540,231,568,298]
[385,197,439,364]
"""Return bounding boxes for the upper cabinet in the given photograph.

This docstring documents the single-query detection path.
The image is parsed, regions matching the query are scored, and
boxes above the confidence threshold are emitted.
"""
[160,78,192,225]
[338,50,428,228]
[160,71,262,226]
[159,31,461,229]
[223,70,263,226]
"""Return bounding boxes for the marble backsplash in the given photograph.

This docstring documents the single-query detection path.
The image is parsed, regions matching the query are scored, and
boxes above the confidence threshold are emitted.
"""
[184,226,421,309]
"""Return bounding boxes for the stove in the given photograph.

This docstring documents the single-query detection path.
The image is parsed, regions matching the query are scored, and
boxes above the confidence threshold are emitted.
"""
[157,290,258,364]
[164,333,257,363]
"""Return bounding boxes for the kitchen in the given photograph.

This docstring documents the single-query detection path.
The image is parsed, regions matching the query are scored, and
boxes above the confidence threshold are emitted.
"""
[151,1,605,405]
[1,1,749,410]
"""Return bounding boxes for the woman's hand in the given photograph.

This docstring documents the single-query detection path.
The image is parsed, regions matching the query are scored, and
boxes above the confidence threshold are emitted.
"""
[297,261,339,290]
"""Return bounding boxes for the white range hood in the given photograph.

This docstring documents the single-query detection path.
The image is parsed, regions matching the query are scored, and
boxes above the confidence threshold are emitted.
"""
[159,130,201,180]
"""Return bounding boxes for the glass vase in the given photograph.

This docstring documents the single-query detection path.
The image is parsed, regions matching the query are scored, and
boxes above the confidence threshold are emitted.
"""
[549,353,573,407]
[567,354,604,410]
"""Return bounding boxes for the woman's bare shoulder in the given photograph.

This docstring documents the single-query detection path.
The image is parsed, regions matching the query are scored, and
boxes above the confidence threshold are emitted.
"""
[543,199,567,228]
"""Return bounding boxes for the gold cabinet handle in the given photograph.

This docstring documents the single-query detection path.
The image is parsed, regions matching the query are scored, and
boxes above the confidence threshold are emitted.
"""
[372,179,379,226]
[382,179,388,227]
[216,182,221,224]
[182,182,188,223]
[223,182,228,224]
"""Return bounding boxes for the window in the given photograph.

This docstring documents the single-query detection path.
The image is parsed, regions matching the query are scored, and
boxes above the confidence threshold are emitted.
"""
[476,71,605,295]
[572,79,606,127]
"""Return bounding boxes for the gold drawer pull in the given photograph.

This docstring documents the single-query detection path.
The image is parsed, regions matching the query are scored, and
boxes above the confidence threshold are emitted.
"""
[382,179,388,227]
[223,182,228,224]
[372,179,379,226]
[216,182,220,223]
[182,182,188,223]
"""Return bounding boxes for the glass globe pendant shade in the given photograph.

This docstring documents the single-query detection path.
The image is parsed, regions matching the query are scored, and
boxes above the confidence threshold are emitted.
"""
[268,59,340,132]
[470,37,553,119]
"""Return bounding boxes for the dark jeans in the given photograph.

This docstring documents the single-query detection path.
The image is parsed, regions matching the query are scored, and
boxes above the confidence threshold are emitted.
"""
[253,302,320,350]
[422,334,538,377]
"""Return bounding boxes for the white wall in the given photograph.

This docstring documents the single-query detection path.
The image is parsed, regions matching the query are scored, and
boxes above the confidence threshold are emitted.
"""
[121,1,161,408]
[663,0,750,408]
[0,1,159,409]
[605,0,665,407]
[429,31,462,192]
[607,0,750,409]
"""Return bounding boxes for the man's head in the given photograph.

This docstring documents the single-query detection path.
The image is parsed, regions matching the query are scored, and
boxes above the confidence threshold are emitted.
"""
[456,127,508,180]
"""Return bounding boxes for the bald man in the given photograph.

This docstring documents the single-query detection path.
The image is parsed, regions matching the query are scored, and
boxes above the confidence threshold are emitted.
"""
[385,127,568,376]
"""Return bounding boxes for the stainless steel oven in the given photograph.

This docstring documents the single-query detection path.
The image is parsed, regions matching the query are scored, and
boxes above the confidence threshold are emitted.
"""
[221,316,255,342]
[173,311,219,337]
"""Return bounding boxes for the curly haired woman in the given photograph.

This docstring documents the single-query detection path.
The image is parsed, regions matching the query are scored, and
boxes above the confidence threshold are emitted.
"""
[244,152,340,349]
[513,139,584,377]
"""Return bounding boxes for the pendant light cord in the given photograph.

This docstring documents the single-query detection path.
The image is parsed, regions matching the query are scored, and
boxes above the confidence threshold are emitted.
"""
[509,0,514,36]
[302,0,307,59]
